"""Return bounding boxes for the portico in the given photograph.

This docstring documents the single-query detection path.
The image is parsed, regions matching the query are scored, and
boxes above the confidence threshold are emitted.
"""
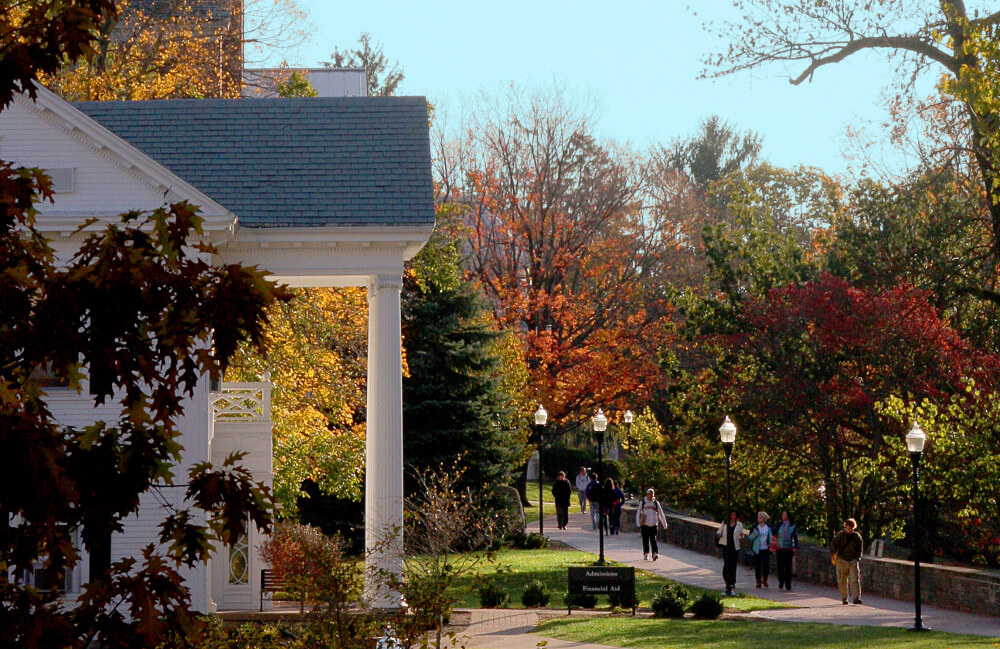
[4,86,435,609]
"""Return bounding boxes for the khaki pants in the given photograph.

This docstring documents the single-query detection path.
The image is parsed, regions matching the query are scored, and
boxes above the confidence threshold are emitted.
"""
[836,558,861,601]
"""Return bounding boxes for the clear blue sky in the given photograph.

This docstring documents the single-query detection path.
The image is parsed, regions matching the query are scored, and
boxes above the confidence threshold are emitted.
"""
[284,0,935,177]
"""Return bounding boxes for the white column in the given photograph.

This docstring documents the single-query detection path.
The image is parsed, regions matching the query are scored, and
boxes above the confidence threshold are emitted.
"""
[364,273,405,608]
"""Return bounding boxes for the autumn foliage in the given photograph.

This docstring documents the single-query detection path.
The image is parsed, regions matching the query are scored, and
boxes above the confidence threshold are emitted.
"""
[437,89,674,425]
[711,273,998,536]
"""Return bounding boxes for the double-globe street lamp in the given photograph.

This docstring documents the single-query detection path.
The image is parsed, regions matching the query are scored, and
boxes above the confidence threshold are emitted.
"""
[906,422,929,632]
[534,404,548,537]
[593,408,608,565]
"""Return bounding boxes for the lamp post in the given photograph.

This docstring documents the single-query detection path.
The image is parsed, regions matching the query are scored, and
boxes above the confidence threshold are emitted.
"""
[719,416,737,518]
[534,404,548,537]
[623,409,633,492]
[906,422,929,632]
[593,408,608,565]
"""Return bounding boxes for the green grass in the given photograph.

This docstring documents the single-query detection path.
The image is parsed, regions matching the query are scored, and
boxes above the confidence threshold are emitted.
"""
[523,480,553,525]
[441,547,788,612]
[533,616,995,649]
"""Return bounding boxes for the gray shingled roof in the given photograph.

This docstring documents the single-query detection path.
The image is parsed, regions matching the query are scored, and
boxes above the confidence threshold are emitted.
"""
[74,97,434,228]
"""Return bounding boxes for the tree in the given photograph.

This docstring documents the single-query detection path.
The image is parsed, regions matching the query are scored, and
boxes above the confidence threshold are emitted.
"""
[323,32,404,97]
[227,288,369,514]
[44,0,312,100]
[435,86,673,428]
[703,2,1000,303]
[663,115,762,189]
[1,4,285,645]
[828,168,1000,348]
[402,209,519,496]
[710,273,991,538]
[402,465,504,649]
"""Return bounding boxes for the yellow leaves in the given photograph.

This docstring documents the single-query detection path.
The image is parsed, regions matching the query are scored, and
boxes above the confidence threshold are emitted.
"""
[227,287,369,510]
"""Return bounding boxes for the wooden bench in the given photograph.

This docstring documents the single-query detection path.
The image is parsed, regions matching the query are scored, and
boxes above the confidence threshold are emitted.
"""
[260,568,298,612]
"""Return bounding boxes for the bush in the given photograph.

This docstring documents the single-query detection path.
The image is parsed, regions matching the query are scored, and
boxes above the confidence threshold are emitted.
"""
[608,590,639,609]
[651,584,688,618]
[521,580,550,608]
[689,592,724,619]
[478,580,510,608]
[542,445,592,481]
[564,592,597,609]
[521,532,548,549]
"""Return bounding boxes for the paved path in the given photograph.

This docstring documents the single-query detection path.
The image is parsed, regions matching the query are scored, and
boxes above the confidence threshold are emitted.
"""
[452,509,1000,648]
[523,510,1000,637]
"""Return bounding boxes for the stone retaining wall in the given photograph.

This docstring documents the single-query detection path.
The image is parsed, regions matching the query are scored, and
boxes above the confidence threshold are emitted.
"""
[620,502,1000,617]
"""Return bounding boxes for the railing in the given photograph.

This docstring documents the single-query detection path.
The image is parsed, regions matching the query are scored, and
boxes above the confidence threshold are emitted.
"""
[211,373,271,422]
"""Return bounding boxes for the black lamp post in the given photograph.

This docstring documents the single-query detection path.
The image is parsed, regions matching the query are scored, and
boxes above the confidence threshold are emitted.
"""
[534,404,548,537]
[719,416,737,518]
[623,409,633,492]
[593,408,608,565]
[906,422,929,632]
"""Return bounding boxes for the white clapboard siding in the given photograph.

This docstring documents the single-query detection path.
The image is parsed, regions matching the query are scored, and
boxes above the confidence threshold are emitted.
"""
[0,100,178,216]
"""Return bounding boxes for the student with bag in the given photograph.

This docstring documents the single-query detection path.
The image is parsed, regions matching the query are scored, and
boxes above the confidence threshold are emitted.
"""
[636,488,668,561]
[831,518,864,605]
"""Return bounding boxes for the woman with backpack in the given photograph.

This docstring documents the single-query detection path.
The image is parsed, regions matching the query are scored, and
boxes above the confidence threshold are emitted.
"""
[635,488,668,560]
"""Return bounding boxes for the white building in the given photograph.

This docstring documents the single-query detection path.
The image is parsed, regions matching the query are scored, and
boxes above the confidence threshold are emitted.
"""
[1,83,434,611]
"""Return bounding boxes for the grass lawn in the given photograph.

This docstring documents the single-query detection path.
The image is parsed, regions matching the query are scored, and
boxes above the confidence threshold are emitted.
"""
[523,480,553,525]
[442,547,789,612]
[534,616,996,649]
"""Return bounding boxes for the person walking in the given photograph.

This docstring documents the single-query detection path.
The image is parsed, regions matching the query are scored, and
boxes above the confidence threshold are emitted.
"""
[831,518,864,605]
[774,510,799,591]
[551,471,572,530]
[716,511,744,596]
[610,480,626,535]
[585,474,602,530]
[748,511,773,588]
[575,467,590,513]
[636,488,668,560]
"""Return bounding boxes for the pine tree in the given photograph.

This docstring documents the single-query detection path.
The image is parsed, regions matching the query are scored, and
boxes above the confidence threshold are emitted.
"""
[402,225,518,496]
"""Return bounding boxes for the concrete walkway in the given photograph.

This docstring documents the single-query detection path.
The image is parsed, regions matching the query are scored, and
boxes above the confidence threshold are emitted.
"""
[510,510,1000,638]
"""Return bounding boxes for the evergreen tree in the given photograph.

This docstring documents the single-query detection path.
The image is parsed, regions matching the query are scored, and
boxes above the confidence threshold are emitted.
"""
[402,219,518,496]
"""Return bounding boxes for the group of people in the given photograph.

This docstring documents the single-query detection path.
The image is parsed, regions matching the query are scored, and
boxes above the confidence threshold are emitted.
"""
[716,510,801,596]
[553,473,865,606]
[550,467,626,533]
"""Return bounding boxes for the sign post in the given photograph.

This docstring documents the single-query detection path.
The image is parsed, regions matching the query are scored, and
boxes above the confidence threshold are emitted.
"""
[567,566,636,615]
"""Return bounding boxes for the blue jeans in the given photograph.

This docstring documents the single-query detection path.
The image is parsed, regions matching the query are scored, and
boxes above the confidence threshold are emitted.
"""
[578,491,588,512]
[590,503,601,529]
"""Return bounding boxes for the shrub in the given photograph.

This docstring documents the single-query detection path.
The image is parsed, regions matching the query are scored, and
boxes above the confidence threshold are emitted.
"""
[478,581,510,608]
[564,592,597,609]
[651,584,688,618]
[689,592,724,619]
[521,580,550,608]
[608,590,639,609]
[521,532,548,549]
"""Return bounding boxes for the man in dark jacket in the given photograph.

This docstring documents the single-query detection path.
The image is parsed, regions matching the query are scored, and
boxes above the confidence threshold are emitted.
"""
[831,518,864,604]
[551,471,573,530]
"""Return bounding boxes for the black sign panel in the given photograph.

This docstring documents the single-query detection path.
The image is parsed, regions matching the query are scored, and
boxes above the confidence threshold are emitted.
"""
[568,566,635,596]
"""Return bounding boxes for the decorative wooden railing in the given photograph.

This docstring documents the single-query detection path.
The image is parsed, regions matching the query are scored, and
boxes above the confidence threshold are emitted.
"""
[210,373,271,422]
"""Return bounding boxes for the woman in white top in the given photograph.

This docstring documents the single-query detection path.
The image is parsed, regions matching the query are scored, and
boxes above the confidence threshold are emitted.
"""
[635,488,668,561]
[716,511,744,596]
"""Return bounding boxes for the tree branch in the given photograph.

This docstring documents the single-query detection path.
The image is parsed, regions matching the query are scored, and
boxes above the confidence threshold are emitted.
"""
[790,34,958,85]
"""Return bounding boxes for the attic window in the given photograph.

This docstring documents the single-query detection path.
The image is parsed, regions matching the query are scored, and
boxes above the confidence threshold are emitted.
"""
[47,168,75,193]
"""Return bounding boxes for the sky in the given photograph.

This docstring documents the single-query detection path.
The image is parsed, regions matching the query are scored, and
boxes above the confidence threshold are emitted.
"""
[280,0,938,178]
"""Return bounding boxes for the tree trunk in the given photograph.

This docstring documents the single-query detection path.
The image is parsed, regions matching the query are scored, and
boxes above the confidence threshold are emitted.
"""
[515,461,531,507]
